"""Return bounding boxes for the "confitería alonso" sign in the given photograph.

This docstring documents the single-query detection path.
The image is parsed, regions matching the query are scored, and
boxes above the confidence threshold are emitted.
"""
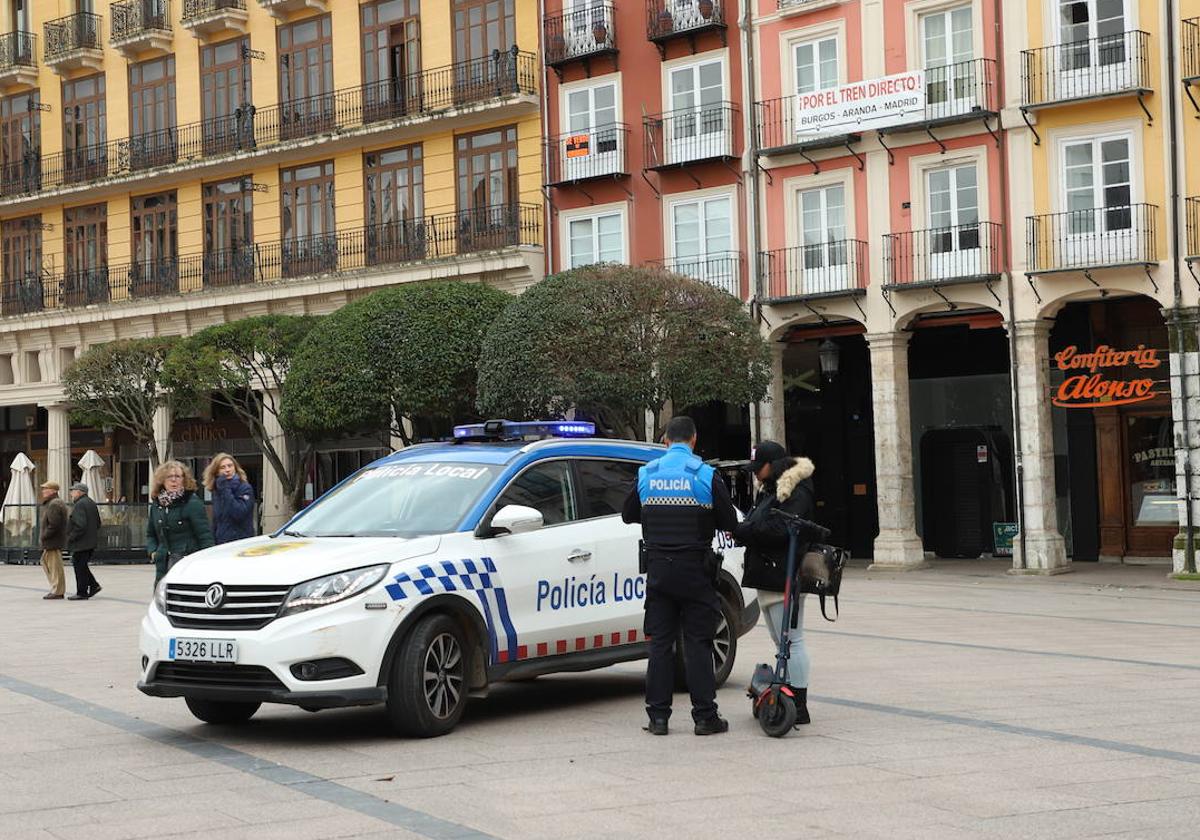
[1052,344,1164,409]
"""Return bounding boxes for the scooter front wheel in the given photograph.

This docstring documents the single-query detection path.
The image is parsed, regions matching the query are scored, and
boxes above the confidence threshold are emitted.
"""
[758,692,797,737]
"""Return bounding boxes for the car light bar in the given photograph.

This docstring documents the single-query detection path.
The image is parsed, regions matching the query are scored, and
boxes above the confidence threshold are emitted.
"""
[453,420,596,440]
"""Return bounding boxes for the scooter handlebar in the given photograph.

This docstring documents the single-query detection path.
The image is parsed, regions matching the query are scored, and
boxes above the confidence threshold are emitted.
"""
[769,508,831,541]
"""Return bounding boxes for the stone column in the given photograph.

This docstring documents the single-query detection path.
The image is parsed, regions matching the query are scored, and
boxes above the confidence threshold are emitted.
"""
[1166,307,1200,574]
[259,388,291,534]
[866,332,926,570]
[1010,320,1070,574]
[44,404,72,489]
[755,341,787,446]
[151,405,173,469]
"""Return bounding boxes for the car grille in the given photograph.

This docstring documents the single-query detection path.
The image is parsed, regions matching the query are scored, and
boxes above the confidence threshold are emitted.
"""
[153,662,286,692]
[165,583,289,630]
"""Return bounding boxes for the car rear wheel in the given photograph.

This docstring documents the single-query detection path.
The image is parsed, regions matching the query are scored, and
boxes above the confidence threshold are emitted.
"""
[184,697,260,725]
[675,595,738,691]
[386,613,469,737]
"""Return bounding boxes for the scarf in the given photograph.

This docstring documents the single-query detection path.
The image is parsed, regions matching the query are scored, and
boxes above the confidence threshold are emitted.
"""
[157,488,185,508]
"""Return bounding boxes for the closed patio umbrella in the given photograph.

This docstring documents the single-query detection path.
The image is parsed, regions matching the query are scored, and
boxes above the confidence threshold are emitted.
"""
[1,453,37,546]
[78,450,106,502]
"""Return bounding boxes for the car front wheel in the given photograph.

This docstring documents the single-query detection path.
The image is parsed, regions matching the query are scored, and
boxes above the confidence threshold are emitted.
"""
[675,595,739,691]
[386,613,469,737]
[184,697,260,725]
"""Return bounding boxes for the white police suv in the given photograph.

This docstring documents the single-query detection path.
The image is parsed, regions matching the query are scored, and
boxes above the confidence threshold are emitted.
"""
[138,421,759,737]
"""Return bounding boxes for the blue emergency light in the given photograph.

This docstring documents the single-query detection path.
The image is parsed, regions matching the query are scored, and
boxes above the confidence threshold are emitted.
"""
[452,420,596,440]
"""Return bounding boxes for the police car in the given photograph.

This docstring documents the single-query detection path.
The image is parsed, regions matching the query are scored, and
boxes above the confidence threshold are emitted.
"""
[138,421,759,737]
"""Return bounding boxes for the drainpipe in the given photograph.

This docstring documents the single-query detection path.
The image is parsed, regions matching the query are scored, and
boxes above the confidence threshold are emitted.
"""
[741,0,765,446]
[1165,7,1196,573]
[992,0,1027,569]
[538,0,555,277]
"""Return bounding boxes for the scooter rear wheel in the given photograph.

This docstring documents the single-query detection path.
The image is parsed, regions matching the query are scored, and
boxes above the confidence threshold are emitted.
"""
[758,692,797,737]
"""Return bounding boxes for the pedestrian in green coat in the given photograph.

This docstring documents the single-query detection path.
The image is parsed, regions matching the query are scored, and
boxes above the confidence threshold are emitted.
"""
[147,460,215,583]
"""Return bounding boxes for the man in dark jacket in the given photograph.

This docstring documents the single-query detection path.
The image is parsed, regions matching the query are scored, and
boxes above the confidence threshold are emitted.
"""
[38,481,69,600]
[67,483,102,600]
[733,440,818,724]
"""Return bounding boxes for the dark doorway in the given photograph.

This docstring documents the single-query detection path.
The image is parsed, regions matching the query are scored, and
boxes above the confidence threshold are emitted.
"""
[920,426,1014,558]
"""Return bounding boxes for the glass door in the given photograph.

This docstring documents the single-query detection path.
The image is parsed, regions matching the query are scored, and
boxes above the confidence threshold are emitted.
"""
[280,161,336,277]
[668,59,724,165]
[0,92,39,196]
[1056,0,1131,98]
[922,6,974,118]
[131,192,178,296]
[927,164,980,280]
[563,82,618,181]
[202,179,254,287]
[797,185,848,294]
[201,39,250,155]
[278,16,334,140]
[563,0,611,59]
[63,203,108,305]
[364,144,425,263]
[1062,135,1132,264]
[129,55,177,170]
[362,0,421,121]
[671,195,734,293]
[62,75,107,184]
[455,125,518,252]
[453,0,517,105]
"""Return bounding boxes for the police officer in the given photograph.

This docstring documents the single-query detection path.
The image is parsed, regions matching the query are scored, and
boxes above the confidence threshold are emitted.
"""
[622,416,739,736]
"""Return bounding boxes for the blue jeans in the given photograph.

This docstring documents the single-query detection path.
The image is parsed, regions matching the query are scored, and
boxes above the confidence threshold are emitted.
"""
[761,593,809,688]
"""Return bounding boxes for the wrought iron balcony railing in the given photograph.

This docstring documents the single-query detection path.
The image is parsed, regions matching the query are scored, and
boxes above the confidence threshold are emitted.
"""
[647,0,725,43]
[648,250,744,298]
[9,206,542,315]
[111,0,172,46]
[884,222,1005,286]
[1026,204,1158,273]
[1021,30,1151,108]
[545,2,616,67]
[754,96,860,155]
[545,123,629,185]
[1,50,537,198]
[0,153,41,197]
[0,31,37,72]
[44,12,103,64]
[759,240,869,300]
[1186,197,1199,260]
[182,0,247,25]
[643,102,737,170]
[1185,19,1200,83]
[909,58,999,127]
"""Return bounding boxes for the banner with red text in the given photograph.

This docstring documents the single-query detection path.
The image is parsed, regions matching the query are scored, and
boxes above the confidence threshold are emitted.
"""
[794,70,927,137]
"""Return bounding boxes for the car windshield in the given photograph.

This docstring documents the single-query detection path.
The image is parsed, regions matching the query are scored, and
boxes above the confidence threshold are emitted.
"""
[289,462,501,537]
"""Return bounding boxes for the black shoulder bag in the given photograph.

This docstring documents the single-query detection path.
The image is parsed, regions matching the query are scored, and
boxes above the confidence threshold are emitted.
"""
[798,543,848,621]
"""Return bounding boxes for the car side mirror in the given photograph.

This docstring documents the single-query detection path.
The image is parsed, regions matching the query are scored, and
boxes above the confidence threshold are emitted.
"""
[487,504,544,536]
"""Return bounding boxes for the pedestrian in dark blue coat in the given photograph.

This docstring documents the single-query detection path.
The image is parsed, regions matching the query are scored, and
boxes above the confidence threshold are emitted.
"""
[202,453,256,544]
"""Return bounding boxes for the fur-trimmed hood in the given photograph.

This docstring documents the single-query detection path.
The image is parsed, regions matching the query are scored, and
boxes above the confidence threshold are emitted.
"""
[774,457,815,502]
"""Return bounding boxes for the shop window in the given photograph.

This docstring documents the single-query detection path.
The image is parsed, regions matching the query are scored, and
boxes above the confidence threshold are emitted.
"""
[1126,415,1176,527]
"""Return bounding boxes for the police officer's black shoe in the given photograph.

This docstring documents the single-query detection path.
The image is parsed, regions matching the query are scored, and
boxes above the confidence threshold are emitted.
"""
[644,718,669,736]
[694,715,729,736]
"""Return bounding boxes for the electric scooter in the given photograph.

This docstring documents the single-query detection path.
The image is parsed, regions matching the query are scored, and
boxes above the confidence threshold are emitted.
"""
[747,508,830,737]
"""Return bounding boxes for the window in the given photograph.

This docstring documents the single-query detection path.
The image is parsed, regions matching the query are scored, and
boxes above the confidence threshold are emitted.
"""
[797,184,849,292]
[131,192,178,295]
[921,6,973,113]
[202,179,254,286]
[794,36,837,94]
[1,216,40,284]
[926,163,981,277]
[495,460,578,526]
[62,74,106,183]
[453,0,514,63]
[280,160,336,276]
[201,38,251,154]
[1062,134,1131,232]
[455,126,519,250]
[278,16,334,139]
[0,92,40,195]
[362,0,421,119]
[561,81,621,180]
[671,194,733,288]
[576,459,640,519]
[63,203,108,304]
[567,211,623,268]
[666,57,726,164]
[1059,0,1127,47]
[129,55,177,170]
[364,145,425,262]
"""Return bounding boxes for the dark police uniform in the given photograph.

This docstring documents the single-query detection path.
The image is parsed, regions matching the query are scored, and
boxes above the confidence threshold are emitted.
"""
[622,443,739,724]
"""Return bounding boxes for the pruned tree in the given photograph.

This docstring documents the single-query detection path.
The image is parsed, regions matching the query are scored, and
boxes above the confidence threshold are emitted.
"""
[476,264,772,440]
[282,282,511,446]
[162,315,318,516]
[63,338,181,468]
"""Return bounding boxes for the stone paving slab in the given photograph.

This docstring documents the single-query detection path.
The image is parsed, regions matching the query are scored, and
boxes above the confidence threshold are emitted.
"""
[4,561,1200,839]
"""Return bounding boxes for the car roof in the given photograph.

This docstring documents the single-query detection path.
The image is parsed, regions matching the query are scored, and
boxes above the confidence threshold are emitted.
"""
[372,437,666,467]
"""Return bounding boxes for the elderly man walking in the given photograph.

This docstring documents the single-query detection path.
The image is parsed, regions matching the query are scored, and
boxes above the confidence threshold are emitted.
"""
[67,482,102,600]
[38,481,69,600]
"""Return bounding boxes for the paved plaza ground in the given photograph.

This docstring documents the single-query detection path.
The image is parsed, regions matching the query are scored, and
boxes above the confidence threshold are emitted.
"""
[3,559,1200,839]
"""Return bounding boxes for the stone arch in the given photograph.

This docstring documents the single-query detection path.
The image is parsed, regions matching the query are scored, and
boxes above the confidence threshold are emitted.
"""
[762,300,868,343]
[1034,280,1172,322]
[890,290,1008,332]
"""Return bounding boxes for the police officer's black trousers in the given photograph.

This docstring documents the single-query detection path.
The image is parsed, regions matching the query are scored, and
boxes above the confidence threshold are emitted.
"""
[643,551,720,723]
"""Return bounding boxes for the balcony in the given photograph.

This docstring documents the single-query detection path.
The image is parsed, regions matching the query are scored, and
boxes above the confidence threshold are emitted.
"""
[643,102,737,170]
[0,32,37,90]
[545,124,629,185]
[544,2,616,75]
[181,0,249,38]
[0,153,41,197]
[111,0,172,57]
[896,58,999,132]
[1021,31,1151,112]
[1186,197,1199,261]
[6,206,541,316]
[647,0,726,55]
[1,52,538,199]
[754,96,860,158]
[256,0,328,20]
[759,240,868,301]
[884,223,1004,288]
[649,251,743,298]
[44,12,103,74]
[1026,204,1158,275]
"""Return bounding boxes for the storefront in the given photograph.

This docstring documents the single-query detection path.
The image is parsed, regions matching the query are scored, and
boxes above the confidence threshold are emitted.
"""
[1049,297,1174,562]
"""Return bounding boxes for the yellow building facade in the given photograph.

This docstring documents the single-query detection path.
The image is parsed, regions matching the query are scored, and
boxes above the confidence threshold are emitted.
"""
[0,0,543,528]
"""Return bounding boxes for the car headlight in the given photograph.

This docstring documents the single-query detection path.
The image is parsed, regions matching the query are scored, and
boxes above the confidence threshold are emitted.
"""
[154,578,168,614]
[279,565,390,617]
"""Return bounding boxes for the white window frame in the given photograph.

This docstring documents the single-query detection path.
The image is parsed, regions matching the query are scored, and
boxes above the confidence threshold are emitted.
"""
[1050,0,1135,46]
[663,187,739,293]
[659,50,731,166]
[903,0,984,71]
[558,74,624,182]
[780,20,847,97]
[1051,125,1141,213]
[559,202,628,272]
